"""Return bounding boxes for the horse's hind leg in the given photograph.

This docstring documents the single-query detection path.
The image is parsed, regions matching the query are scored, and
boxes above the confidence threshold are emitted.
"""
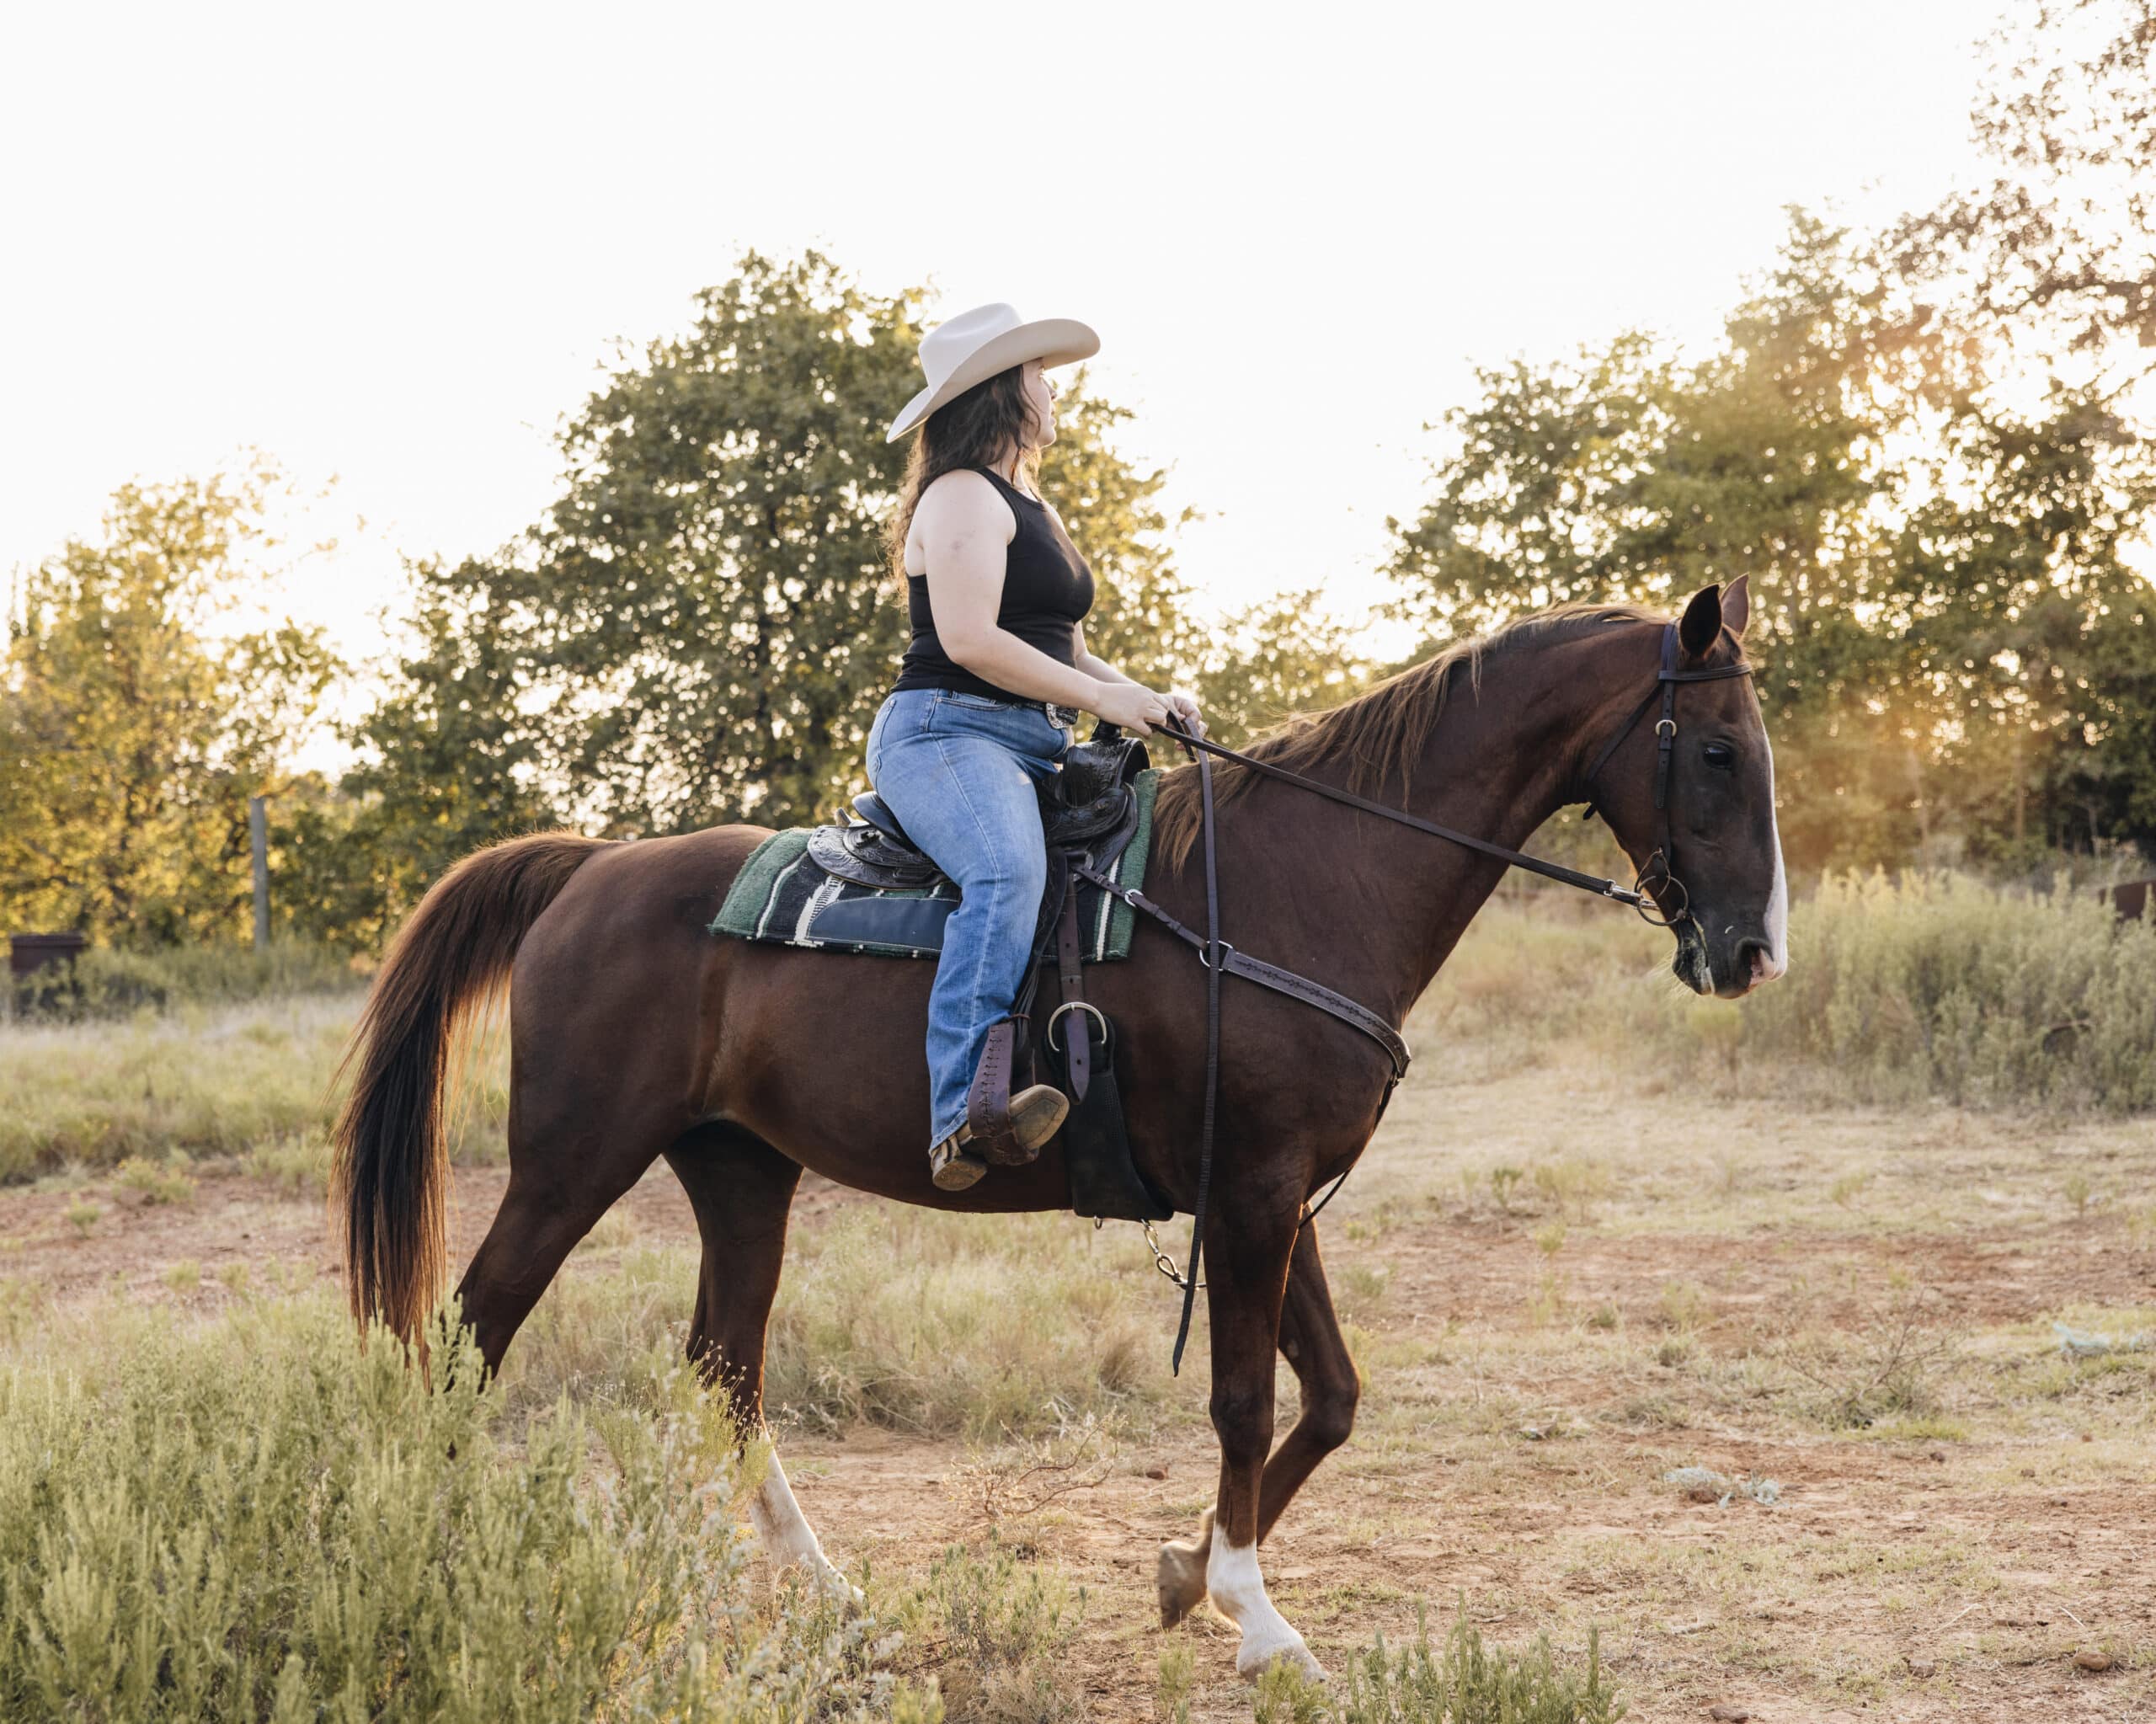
[664,1126,853,1601]
[1157,1219,1358,1636]
[456,1086,682,1374]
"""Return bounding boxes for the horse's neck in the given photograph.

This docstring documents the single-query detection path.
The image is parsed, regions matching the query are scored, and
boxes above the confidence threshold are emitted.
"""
[1225,641,1609,1027]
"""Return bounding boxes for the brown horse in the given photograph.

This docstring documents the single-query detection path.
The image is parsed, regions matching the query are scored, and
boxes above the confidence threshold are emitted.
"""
[333,581,1787,1679]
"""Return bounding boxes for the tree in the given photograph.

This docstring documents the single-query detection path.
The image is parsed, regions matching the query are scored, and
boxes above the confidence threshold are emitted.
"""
[1381,206,2156,874]
[275,558,557,952]
[1192,590,1375,748]
[355,250,1223,852]
[0,467,336,942]
[1898,0,2156,361]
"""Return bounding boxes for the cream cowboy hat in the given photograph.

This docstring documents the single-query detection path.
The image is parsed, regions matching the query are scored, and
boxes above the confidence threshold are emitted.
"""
[885,302,1099,442]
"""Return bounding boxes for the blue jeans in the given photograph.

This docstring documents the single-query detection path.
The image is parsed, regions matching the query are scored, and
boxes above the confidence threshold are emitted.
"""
[866,688,1072,1148]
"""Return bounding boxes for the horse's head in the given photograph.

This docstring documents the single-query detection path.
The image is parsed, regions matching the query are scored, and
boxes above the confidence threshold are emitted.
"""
[1588,579,1788,999]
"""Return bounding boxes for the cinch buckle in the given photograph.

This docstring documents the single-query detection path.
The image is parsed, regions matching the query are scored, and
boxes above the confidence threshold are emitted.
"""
[1045,1000,1107,1052]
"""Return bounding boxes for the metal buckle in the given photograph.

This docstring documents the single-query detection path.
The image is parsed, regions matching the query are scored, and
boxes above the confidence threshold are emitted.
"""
[1198,939,1236,970]
[1654,718,1678,740]
[1045,999,1107,1052]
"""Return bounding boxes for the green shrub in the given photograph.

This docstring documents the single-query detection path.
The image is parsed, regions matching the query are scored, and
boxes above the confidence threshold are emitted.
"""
[114,1154,196,1205]
[1257,1603,1625,1723]
[1432,872,2156,1112]
[0,1294,926,1721]
[8,940,361,1022]
[1691,872,2156,1111]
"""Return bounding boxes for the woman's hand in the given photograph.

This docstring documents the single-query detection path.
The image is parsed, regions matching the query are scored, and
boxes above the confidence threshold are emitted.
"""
[1090,681,1173,735]
[1164,691,1206,739]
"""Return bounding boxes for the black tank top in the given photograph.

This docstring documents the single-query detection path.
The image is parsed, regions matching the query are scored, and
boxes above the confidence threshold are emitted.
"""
[892,465,1096,702]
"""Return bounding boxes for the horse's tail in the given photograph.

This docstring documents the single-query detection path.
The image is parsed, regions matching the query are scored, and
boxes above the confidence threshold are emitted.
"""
[332,831,607,1342]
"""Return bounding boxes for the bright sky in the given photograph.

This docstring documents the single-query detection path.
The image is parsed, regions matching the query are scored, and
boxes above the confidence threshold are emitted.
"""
[2,1,1996,698]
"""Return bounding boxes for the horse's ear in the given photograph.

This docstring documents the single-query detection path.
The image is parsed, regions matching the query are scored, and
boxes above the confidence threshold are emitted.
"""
[1678,584,1724,659]
[1722,574,1752,638]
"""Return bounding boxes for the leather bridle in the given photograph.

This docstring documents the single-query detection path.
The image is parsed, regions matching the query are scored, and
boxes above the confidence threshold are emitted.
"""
[1577,622,1758,931]
[1152,620,1755,931]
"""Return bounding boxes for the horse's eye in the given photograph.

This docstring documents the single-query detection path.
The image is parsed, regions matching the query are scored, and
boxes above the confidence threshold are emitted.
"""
[1703,741,1737,771]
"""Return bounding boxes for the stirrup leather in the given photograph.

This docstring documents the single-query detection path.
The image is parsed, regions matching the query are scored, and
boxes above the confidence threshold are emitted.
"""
[964,1018,1032,1165]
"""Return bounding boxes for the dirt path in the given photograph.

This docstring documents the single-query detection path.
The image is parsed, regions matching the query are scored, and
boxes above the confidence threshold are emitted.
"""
[8,1093,2153,1721]
[764,1208,2156,1722]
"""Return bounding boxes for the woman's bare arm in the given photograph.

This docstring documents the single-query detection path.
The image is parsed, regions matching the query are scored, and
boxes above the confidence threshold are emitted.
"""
[917,474,1171,732]
[1073,622,1206,737]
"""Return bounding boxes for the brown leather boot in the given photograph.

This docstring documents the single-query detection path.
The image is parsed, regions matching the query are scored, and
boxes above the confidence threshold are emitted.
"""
[929,1129,987,1192]
[963,1019,1070,1166]
[929,1076,1069,1191]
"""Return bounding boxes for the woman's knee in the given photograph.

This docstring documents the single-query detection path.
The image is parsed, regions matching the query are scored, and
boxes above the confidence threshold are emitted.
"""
[963,844,1047,917]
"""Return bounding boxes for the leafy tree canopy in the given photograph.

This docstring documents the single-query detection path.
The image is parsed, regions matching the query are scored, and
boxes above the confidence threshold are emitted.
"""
[0,464,336,942]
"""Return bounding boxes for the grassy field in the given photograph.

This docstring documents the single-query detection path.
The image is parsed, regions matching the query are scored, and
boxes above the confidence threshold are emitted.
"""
[2,878,2152,1718]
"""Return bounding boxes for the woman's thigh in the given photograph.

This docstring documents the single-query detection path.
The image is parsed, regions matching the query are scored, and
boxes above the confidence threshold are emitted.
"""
[872,709,1051,893]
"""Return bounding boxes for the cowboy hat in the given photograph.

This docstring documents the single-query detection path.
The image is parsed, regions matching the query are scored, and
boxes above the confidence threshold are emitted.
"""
[885,302,1099,442]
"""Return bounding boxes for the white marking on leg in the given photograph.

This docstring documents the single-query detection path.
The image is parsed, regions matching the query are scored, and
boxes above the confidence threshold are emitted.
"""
[1206,1538,1324,1680]
[749,1447,861,1606]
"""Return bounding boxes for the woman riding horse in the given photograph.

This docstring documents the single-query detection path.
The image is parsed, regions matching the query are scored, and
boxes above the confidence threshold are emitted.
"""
[873,303,1205,1191]
[333,382,1788,1685]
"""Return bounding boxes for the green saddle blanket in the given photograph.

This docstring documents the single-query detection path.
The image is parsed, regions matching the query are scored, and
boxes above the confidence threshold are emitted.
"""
[709,769,1161,961]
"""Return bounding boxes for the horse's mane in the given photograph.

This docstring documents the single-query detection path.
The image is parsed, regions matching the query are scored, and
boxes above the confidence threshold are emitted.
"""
[1149,601,1665,870]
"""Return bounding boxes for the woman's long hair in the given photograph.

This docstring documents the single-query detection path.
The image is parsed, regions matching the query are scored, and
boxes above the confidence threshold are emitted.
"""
[885,366,1040,580]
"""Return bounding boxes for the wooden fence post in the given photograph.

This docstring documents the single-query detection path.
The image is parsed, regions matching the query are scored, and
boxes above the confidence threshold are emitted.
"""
[249,796,270,951]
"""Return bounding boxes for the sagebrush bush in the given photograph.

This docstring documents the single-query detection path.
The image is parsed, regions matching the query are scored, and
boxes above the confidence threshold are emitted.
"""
[0,1294,931,1722]
[1705,871,2156,1110]
[0,997,357,1180]
[896,1540,1086,1723]
[113,1153,197,1205]
[1274,1603,1625,1723]
[8,939,360,1021]
[1432,872,2156,1112]
[765,1208,1177,1439]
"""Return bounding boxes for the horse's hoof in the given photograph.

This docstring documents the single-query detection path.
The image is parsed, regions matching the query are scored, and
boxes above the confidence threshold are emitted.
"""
[1237,1632,1326,1684]
[1155,1512,1214,1628]
[815,1562,867,1615]
[781,1556,864,1615]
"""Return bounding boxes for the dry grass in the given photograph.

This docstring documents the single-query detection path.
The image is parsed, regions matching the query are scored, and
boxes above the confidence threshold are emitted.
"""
[0,995,510,1183]
[5,887,2156,1716]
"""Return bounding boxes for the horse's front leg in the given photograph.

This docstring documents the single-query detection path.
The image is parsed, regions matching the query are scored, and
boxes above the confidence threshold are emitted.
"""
[1159,1216,1358,1632]
[1191,1193,1326,1680]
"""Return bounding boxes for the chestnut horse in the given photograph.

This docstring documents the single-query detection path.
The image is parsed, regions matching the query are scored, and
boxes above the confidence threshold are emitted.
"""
[333,583,1787,1679]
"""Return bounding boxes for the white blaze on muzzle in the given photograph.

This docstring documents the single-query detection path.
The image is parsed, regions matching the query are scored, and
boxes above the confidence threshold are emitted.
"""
[1758,733,1790,980]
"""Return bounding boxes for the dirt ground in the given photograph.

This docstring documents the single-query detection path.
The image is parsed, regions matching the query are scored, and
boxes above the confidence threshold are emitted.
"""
[7,1049,2153,1723]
